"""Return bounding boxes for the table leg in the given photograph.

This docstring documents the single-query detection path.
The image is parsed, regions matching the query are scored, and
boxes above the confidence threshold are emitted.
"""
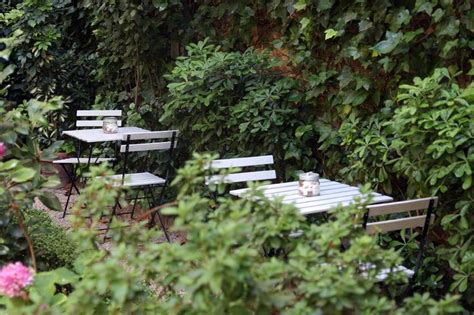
[63,139,83,217]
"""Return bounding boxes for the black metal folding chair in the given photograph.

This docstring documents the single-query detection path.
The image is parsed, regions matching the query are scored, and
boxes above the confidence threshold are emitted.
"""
[361,197,438,294]
[98,130,178,243]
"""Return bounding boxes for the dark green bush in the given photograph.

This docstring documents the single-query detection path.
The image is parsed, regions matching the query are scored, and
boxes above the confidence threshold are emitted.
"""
[162,40,312,178]
[0,158,465,313]
[336,69,473,306]
[23,209,77,271]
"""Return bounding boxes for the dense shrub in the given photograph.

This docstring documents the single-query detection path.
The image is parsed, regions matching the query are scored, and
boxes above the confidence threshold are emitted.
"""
[0,28,63,270]
[336,69,473,306]
[162,40,311,178]
[22,209,77,271]
[0,158,465,313]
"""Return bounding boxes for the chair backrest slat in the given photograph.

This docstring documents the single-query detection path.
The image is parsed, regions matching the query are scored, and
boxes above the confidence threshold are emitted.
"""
[122,130,179,141]
[76,110,123,128]
[210,155,274,169]
[77,110,122,117]
[366,215,435,234]
[120,130,178,153]
[76,120,123,127]
[206,155,276,186]
[120,141,176,153]
[367,197,438,216]
[207,170,276,185]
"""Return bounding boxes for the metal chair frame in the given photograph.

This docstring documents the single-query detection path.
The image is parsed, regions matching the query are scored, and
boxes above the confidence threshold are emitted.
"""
[102,130,178,243]
[362,197,438,294]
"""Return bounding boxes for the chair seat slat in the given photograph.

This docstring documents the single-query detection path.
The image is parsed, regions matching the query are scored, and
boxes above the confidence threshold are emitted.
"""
[98,172,166,187]
[53,157,114,164]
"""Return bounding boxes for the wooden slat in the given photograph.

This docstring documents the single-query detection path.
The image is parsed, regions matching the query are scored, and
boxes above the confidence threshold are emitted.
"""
[207,170,276,184]
[53,157,114,164]
[102,172,165,187]
[366,215,434,234]
[263,182,353,197]
[210,155,274,169]
[76,110,122,117]
[298,196,394,215]
[281,186,360,201]
[265,179,330,188]
[261,186,356,200]
[367,197,438,216]
[292,190,382,205]
[120,141,176,153]
[76,120,123,127]
[122,130,178,141]
[293,194,375,209]
[263,181,342,194]
[229,179,330,196]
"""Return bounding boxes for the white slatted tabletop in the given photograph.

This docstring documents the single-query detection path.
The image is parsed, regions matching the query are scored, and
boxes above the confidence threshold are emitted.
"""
[62,127,150,143]
[229,179,393,215]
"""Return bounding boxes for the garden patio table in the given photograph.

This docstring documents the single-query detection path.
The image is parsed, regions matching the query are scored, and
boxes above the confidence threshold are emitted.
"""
[229,179,393,215]
[60,127,152,214]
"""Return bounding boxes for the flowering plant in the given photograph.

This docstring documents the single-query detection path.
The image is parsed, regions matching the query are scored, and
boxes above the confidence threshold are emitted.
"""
[0,143,6,159]
[0,262,33,298]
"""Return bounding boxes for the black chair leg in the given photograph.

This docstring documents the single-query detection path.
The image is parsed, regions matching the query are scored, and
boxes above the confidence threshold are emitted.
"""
[130,191,140,219]
[63,178,75,218]
[103,199,119,242]
[147,186,171,243]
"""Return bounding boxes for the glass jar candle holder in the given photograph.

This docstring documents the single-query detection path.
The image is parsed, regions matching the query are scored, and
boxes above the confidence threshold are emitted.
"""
[102,117,118,134]
[298,172,320,197]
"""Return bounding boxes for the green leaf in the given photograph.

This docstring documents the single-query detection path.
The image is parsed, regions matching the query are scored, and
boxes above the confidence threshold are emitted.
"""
[371,31,402,54]
[294,0,307,11]
[53,268,78,285]
[0,159,19,171]
[462,175,472,189]
[152,0,168,11]
[358,20,373,32]
[0,64,16,84]
[324,28,338,40]
[1,130,17,144]
[300,17,311,31]
[317,0,332,11]
[295,125,313,139]
[38,192,62,211]
[11,167,36,183]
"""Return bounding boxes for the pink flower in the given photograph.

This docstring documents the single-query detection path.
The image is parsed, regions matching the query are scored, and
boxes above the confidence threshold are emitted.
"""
[0,262,34,297]
[0,142,6,159]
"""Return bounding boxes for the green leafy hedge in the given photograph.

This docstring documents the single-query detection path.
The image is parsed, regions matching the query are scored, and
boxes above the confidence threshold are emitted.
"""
[0,157,466,313]
[162,40,310,178]
[337,69,473,305]
[23,209,77,271]
[163,42,473,306]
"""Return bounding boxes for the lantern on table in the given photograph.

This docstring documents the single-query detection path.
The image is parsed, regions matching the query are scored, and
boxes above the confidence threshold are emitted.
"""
[298,172,320,197]
[102,117,118,134]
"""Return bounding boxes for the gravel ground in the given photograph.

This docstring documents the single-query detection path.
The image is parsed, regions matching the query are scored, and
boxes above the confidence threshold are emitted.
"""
[33,186,186,247]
